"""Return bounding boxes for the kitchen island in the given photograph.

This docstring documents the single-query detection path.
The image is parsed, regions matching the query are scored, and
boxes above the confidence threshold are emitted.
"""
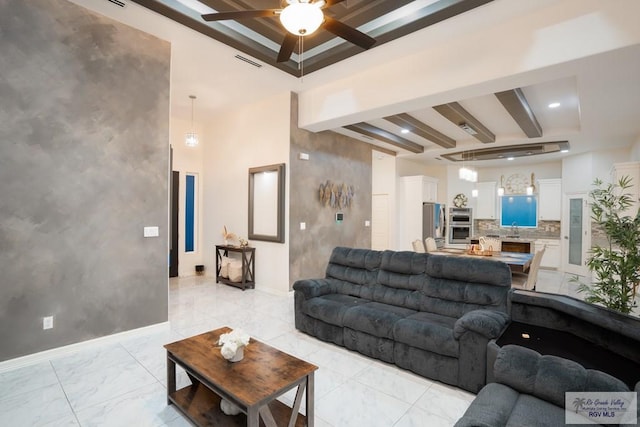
[469,237,534,253]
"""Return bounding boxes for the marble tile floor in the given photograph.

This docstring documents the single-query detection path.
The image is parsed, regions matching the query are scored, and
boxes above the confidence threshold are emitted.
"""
[0,269,622,427]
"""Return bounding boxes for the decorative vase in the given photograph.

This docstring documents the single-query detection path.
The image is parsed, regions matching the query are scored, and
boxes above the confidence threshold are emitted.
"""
[230,346,244,362]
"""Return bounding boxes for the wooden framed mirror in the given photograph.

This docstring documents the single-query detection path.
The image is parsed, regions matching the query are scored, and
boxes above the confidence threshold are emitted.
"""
[248,163,285,243]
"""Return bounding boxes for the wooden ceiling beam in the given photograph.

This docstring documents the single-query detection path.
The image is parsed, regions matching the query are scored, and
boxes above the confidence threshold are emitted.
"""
[433,102,496,143]
[344,123,424,154]
[384,113,456,148]
[495,88,543,138]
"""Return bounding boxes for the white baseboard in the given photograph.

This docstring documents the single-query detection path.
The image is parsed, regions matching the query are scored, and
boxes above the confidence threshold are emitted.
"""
[0,321,170,373]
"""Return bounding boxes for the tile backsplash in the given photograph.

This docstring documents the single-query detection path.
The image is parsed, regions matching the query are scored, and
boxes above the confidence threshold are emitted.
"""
[474,220,561,239]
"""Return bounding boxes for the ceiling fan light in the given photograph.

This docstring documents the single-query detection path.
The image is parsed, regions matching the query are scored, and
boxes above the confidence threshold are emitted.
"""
[280,3,324,36]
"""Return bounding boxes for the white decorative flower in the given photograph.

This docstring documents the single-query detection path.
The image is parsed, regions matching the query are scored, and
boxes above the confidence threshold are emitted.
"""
[219,329,250,347]
[218,329,250,360]
[220,342,238,360]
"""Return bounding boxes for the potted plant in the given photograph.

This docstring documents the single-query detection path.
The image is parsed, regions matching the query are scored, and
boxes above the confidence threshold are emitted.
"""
[577,176,640,314]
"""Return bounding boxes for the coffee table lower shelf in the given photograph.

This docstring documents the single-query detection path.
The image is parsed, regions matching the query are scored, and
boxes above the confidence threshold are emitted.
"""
[169,384,307,427]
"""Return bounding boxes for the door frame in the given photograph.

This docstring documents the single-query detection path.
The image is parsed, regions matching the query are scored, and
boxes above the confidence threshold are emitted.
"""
[561,191,591,277]
[170,170,179,278]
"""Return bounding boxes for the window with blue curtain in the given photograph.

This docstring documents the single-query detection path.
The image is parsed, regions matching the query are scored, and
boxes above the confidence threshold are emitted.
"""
[185,174,196,252]
[500,195,537,228]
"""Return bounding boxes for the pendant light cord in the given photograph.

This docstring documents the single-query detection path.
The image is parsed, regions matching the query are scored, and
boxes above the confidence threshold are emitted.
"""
[299,35,305,82]
[190,95,195,130]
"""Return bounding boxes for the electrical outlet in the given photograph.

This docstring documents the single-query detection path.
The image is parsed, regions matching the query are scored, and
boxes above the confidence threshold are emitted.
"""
[43,316,53,330]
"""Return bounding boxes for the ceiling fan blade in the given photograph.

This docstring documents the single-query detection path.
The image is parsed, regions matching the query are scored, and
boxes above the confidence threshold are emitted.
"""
[201,9,279,22]
[277,34,299,63]
[323,0,347,6]
[322,16,376,50]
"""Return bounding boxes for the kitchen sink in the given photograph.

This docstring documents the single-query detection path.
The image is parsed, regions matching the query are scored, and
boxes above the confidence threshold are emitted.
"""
[505,235,521,239]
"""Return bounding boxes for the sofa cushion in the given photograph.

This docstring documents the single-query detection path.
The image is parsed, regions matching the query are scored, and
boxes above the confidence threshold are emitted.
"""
[325,247,382,299]
[394,312,459,357]
[454,382,568,427]
[495,345,630,408]
[302,294,370,327]
[343,302,416,339]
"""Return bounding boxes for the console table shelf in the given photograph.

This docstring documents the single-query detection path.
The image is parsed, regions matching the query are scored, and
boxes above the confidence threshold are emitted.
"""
[215,245,255,290]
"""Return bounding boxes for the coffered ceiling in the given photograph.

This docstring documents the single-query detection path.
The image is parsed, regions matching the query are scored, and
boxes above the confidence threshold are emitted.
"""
[129,0,493,76]
[86,0,640,168]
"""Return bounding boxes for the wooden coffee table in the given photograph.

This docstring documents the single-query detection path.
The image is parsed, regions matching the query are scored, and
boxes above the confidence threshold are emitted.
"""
[165,326,318,427]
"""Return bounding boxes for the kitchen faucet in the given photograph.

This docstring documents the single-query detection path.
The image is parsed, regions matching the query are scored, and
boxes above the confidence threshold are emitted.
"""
[511,222,519,237]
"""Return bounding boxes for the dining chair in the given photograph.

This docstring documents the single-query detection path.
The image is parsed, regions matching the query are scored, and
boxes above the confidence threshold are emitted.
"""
[412,239,426,253]
[424,237,438,252]
[479,236,501,252]
[512,245,546,291]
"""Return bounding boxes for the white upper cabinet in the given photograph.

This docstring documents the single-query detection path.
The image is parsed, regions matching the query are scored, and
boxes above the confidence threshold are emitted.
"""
[475,181,497,219]
[421,176,438,203]
[537,178,562,221]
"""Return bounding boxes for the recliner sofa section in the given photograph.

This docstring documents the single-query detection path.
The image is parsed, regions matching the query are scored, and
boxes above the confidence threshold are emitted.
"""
[293,246,513,393]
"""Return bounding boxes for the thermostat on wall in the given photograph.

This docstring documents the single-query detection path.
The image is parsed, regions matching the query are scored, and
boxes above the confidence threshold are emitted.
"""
[335,212,344,223]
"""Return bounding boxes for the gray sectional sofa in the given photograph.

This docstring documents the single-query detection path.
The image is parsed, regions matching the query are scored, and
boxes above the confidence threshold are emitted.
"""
[293,246,512,393]
[456,345,640,427]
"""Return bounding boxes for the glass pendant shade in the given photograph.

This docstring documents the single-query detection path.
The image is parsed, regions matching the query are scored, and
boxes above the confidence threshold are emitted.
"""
[185,132,198,147]
[280,3,324,36]
[186,95,198,147]
[458,167,477,183]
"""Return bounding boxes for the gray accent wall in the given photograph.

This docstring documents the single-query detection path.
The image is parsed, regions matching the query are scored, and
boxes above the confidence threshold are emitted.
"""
[0,0,170,361]
[289,93,372,287]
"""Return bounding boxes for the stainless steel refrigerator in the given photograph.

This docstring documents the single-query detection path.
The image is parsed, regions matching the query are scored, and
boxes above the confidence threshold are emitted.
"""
[423,202,446,248]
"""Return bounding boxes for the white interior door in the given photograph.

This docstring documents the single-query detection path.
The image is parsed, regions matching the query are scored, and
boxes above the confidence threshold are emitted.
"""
[372,194,390,250]
[562,192,591,277]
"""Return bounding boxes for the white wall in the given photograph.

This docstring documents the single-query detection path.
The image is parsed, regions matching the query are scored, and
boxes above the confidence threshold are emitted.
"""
[202,92,291,295]
[171,116,205,276]
[562,147,631,194]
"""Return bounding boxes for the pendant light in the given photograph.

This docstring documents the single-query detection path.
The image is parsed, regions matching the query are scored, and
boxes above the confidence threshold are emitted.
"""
[185,95,198,147]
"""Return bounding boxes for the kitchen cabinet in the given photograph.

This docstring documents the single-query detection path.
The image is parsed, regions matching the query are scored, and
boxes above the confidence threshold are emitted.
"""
[501,241,531,253]
[475,181,497,219]
[611,162,640,217]
[399,176,439,250]
[535,239,561,269]
[537,179,562,221]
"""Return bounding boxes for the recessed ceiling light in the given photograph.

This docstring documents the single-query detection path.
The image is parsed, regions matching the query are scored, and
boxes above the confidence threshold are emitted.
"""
[401,129,410,134]
[561,149,569,153]
[521,333,530,339]
[548,102,561,109]
[507,157,514,161]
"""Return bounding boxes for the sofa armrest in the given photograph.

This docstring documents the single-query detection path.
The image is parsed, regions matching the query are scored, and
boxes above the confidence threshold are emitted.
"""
[453,310,509,340]
[292,278,333,299]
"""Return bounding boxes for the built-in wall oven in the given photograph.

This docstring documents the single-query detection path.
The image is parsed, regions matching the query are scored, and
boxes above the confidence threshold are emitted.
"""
[449,207,473,244]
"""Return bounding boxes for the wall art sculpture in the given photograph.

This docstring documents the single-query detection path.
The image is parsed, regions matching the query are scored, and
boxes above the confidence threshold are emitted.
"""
[318,180,355,209]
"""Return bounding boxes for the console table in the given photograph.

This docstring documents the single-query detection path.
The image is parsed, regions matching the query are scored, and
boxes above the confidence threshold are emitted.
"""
[215,245,255,290]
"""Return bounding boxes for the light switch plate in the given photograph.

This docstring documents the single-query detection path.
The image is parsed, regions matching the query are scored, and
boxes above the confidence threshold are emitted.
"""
[300,222,306,230]
[144,226,159,237]
[365,220,371,227]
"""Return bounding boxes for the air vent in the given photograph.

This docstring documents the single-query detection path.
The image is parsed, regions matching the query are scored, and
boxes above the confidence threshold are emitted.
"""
[106,0,126,7]
[234,55,262,68]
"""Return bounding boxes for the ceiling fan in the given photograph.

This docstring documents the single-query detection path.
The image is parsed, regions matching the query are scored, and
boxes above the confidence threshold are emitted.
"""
[201,0,377,63]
